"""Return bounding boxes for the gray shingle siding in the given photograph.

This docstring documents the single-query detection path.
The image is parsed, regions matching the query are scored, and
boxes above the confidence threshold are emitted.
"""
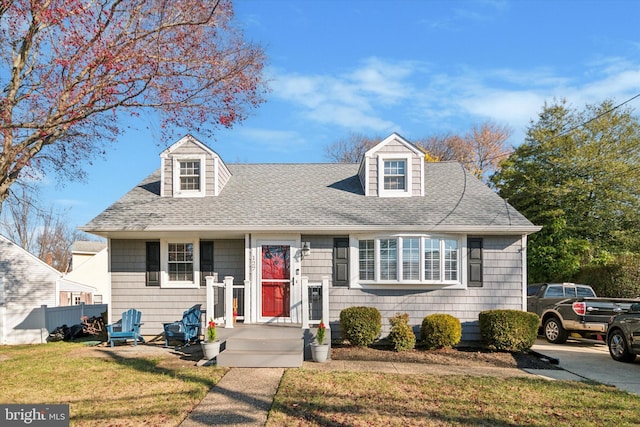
[110,238,244,335]
[327,235,524,342]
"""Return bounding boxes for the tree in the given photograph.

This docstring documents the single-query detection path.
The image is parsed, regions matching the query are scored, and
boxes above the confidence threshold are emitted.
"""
[323,133,382,163]
[1,187,87,271]
[0,0,267,211]
[415,121,512,182]
[492,99,640,282]
[323,122,512,183]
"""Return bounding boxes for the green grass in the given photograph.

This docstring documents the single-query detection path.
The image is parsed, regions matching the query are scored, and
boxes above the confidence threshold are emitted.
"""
[3,343,640,426]
[268,369,640,426]
[0,342,226,426]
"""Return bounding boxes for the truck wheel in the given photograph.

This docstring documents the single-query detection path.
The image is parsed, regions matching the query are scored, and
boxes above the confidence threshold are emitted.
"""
[544,317,568,344]
[608,329,637,363]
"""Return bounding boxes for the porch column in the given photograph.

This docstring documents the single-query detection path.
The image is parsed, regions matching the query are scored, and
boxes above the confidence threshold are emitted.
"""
[205,276,215,324]
[322,276,330,325]
[301,277,309,329]
[224,276,234,328]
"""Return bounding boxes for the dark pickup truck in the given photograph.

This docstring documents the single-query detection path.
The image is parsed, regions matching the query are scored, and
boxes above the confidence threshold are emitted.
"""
[527,283,640,344]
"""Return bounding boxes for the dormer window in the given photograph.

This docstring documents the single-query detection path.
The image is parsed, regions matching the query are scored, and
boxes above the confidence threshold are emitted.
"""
[160,135,231,198]
[180,161,201,191]
[172,154,206,197]
[383,160,406,190]
[377,153,412,197]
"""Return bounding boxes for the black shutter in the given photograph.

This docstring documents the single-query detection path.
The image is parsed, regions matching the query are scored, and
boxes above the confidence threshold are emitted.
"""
[468,238,483,287]
[146,242,160,287]
[200,241,214,286]
[333,238,349,287]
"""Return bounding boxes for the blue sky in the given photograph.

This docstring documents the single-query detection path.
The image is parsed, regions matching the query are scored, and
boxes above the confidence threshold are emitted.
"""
[38,0,640,232]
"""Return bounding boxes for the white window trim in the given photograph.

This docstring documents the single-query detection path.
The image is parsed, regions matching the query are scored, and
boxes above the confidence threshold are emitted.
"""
[350,234,467,290]
[377,154,412,197]
[173,154,206,198]
[160,238,200,289]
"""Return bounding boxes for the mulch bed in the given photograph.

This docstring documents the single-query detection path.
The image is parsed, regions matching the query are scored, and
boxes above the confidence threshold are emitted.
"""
[331,344,561,370]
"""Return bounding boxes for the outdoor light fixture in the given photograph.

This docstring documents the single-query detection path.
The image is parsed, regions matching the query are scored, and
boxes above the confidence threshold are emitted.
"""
[301,241,311,258]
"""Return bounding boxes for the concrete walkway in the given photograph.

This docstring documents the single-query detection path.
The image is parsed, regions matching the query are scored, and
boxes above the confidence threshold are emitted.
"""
[180,368,284,426]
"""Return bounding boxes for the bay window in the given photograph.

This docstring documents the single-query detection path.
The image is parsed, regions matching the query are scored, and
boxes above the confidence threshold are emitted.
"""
[356,235,462,286]
[359,240,375,280]
[379,238,398,280]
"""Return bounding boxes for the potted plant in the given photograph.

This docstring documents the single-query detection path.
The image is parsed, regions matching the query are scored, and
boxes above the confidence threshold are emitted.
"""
[310,320,330,363]
[201,318,220,360]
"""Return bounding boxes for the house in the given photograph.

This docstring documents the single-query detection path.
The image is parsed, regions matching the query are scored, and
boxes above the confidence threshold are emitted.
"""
[59,241,109,306]
[81,133,540,347]
[0,234,61,344]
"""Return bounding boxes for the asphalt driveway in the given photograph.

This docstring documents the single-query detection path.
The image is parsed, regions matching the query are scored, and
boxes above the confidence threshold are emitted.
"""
[532,338,640,395]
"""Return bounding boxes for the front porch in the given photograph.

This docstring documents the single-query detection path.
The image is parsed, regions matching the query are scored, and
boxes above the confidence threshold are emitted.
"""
[205,275,330,367]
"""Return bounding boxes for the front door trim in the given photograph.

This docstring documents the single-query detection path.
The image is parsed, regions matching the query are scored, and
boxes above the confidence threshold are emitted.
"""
[254,238,300,324]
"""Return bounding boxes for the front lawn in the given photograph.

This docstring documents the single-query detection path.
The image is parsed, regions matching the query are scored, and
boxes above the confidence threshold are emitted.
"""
[0,342,226,426]
[268,369,640,426]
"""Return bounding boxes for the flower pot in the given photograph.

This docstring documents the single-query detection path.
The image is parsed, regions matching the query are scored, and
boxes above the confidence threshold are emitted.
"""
[311,343,330,363]
[201,340,221,360]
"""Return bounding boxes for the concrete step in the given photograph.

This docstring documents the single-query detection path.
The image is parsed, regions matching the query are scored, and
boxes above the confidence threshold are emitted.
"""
[217,349,303,368]
[225,338,302,352]
[216,325,305,367]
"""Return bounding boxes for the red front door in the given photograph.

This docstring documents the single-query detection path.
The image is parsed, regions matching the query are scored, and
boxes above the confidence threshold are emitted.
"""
[261,245,291,317]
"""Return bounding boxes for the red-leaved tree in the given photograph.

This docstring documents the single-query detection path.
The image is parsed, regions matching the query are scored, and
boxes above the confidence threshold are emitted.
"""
[0,0,267,210]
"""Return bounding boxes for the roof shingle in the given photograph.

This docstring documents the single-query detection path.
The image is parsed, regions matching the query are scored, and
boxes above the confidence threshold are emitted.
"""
[81,162,538,235]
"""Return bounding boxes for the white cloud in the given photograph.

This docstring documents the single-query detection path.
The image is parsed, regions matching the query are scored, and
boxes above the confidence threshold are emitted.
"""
[233,128,307,155]
[269,58,418,133]
[266,54,640,148]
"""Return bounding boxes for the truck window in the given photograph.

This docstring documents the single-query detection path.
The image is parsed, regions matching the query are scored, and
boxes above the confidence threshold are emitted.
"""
[527,285,542,297]
[545,286,564,297]
[576,286,596,297]
[564,287,577,297]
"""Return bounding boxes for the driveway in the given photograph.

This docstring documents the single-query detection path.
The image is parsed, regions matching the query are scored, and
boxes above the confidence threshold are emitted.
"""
[532,338,640,395]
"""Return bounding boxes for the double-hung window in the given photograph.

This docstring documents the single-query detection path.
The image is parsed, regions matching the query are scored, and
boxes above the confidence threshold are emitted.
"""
[172,155,206,197]
[359,240,375,280]
[179,161,200,191]
[159,239,200,288]
[378,154,412,197]
[168,243,194,281]
[383,160,406,190]
[356,235,461,287]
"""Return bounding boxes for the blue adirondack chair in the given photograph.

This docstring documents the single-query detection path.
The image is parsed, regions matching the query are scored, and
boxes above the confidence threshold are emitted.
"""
[163,304,202,347]
[106,309,144,347]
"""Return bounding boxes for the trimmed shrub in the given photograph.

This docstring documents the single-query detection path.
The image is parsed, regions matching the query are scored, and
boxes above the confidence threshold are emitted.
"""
[388,313,416,352]
[339,306,381,347]
[420,314,462,349]
[479,309,539,352]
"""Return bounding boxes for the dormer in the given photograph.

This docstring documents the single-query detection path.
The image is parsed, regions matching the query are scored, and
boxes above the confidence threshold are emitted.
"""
[160,135,231,197]
[358,133,425,197]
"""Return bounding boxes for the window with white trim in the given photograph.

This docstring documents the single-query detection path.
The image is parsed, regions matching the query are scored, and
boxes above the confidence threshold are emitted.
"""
[359,240,375,280]
[172,154,206,197]
[383,160,406,190]
[357,235,461,285]
[168,243,194,281]
[402,237,420,280]
[160,239,200,288]
[179,161,200,191]
[380,238,398,280]
[377,154,412,197]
